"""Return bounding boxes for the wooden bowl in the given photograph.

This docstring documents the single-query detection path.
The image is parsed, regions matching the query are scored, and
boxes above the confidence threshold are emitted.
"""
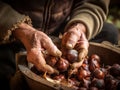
[16,42,120,90]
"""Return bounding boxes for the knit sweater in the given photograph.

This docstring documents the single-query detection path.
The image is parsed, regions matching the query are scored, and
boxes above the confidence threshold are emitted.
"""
[0,0,110,44]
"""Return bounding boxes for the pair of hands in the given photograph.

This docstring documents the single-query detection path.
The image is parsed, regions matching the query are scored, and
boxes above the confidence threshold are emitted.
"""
[13,23,89,74]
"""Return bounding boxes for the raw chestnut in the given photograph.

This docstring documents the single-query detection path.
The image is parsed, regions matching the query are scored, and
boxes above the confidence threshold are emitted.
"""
[105,74,119,90]
[90,54,100,62]
[89,59,100,72]
[77,67,91,80]
[46,55,57,67]
[104,74,114,84]
[56,57,69,72]
[90,78,105,89]
[31,51,120,90]
[80,79,91,88]
[113,63,120,68]
[93,68,105,79]
[109,64,120,77]
[66,49,78,63]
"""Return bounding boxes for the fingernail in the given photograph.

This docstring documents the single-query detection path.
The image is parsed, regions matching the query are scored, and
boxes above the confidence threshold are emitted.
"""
[67,43,73,49]
[56,50,62,56]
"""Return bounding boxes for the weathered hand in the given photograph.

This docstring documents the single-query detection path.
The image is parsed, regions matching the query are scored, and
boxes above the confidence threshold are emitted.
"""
[13,23,62,74]
[62,23,89,68]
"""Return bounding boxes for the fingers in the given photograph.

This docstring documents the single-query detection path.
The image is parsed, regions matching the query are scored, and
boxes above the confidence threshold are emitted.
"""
[27,48,58,74]
[78,48,88,61]
[75,32,89,61]
[71,59,84,69]
[36,63,59,74]
[62,29,81,49]
[63,29,89,61]
[70,48,88,69]
[75,41,89,61]
[41,35,62,57]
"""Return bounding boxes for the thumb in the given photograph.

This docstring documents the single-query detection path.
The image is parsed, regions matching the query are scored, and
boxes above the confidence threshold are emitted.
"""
[75,32,89,61]
[62,30,80,49]
[78,48,88,61]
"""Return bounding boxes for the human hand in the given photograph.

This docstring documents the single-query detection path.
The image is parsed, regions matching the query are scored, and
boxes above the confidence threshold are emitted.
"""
[13,23,62,74]
[62,23,89,69]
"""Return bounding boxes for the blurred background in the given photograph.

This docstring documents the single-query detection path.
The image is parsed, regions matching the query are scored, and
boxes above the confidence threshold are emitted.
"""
[107,0,120,45]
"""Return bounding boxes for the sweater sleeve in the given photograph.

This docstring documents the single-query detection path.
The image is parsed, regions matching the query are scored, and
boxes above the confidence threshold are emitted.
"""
[0,1,32,44]
[65,0,110,40]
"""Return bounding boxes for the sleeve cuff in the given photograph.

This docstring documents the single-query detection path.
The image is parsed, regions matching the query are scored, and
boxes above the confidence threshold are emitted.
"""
[0,16,32,44]
[65,11,100,40]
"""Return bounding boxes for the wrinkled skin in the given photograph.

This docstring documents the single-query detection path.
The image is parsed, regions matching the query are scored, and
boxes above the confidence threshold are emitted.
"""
[62,23,89,69]
[13,23,89,74]
[13,23,62,74]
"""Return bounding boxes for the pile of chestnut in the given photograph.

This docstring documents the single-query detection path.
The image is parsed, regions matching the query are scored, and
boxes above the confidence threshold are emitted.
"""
[31,48,120,90]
